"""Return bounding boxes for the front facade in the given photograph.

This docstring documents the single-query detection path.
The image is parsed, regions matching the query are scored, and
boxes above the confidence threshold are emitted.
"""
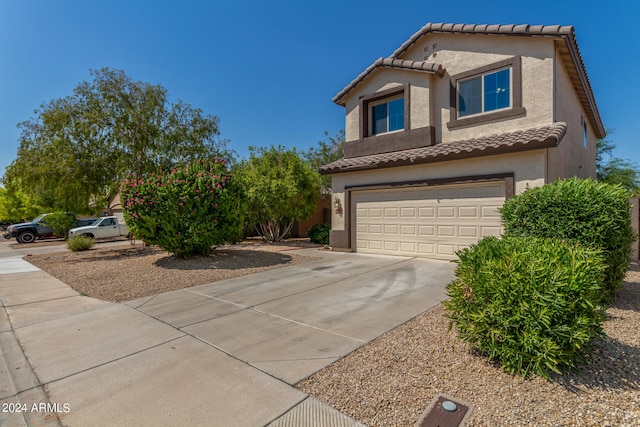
[321,23,604,260]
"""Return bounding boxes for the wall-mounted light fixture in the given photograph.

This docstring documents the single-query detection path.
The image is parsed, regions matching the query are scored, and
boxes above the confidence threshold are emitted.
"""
[334,196,342,214]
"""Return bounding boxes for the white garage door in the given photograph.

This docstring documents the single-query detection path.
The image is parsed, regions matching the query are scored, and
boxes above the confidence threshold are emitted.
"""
[353,182,505,260]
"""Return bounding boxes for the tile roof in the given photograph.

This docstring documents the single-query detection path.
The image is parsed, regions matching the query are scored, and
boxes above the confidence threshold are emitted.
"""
[332,58,444,105]
[390,23,576,58]
[333,22,604,138]
[319,122,567,175]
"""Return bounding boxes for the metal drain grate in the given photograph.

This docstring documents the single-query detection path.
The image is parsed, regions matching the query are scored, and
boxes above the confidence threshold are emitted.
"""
[415,394,474,427]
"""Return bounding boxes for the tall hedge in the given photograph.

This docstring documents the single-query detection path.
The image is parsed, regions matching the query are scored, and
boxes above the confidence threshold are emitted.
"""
[445,236,606,378]
[499,178,635,301]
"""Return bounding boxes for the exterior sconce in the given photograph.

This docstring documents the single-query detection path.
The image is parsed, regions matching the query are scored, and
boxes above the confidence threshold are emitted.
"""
[334,196,342,214]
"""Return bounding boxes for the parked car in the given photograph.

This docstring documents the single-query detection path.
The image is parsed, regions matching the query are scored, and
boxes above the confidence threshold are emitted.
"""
[4,213,96,243]
[68,216,129,240]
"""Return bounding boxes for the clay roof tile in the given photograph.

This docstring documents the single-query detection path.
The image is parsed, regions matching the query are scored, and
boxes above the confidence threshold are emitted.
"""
[319,122,567,175]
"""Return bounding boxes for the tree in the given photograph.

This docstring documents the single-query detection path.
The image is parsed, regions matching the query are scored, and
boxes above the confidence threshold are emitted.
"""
[237,146,322,242]
[596,132,640,195]
[303,130,344,191]
[120,159,244,258]
[0,181,43,222]
[4,67,232,214]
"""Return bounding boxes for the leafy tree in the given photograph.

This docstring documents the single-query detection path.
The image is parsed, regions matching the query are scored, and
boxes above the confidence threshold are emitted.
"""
[237,146,322,242]
[0,182,44,222]
[303,130,344,191]
[4,67,232,214]
[121,159,244,258]
[596,132,640,195]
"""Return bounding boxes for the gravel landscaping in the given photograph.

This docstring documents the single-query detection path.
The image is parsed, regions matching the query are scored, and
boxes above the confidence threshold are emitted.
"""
[21,241,640,426]
[25,240,319,302]
[297,265,640,427]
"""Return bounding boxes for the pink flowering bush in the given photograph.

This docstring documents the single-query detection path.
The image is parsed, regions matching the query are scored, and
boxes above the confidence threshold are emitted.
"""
[120,159,245,257]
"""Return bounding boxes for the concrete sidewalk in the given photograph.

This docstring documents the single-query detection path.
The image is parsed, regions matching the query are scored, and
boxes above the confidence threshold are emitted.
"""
[0,241,454,426]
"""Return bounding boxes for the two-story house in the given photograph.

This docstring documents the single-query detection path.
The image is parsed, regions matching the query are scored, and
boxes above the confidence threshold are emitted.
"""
[320,23,605,260]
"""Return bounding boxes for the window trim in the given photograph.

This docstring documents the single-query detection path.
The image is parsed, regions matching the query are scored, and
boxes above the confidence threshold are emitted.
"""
[448,56,525,129]
[360,84,409,139]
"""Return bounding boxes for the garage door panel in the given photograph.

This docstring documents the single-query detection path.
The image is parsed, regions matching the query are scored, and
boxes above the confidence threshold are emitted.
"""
[419,225,435,236]
[437,225,456,237]
[419,207,435,218]
[384,207,399,218]
[368,240,383,250]
[437,206,455,218]
[369,224,383,234]
[401,225,416,236]
[400,242,416,252]
[384,224,399,234]
[481,205,501,217]
[401,207,416,218]
[418,243,435,256]
[354,182,505,260]
[369,208,383,217]
[437,244,456,256]
[458,206,478,218]
[384,241,399,251]
[458,226,478,238]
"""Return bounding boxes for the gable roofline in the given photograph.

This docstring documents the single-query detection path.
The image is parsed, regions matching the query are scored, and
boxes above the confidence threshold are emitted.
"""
[334,22,605,139]
[332,58,444,106]
[391,23,604,138]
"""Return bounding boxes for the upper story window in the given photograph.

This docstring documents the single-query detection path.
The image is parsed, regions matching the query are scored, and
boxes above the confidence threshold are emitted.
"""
[359,84,409,139]
[458,68,511,118]
[448,56,525,129]
[372,97,404,135]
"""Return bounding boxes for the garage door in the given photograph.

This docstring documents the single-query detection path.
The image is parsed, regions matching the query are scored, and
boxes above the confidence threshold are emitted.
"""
[353,182,505,260]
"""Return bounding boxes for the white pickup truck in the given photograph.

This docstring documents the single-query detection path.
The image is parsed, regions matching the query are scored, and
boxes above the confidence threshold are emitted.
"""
[69,216,129,240]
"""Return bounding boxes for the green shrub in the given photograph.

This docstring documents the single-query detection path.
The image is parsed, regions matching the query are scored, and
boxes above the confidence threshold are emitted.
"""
[235,146,322,242]
[120,159,245,258]
[500,178,636,302]
[46,212,76,238]
[308,223,331,245]
[66,235,95,251]
[444,236,606,379]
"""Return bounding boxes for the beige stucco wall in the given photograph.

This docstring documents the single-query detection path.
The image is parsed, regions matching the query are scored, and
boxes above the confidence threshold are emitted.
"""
[343,68,432,142]
[426,34,554,143]
[330,150,546,232]
[548,53,597,180]
[341,34,558,145]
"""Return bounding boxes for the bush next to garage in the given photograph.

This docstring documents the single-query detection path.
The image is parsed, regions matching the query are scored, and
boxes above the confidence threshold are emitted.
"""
[308,223,331,245]
[444,236,606,379]
[499,177,636,302]
[120,159,245,258]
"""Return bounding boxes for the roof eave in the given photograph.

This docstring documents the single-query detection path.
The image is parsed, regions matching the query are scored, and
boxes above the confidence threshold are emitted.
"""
[333,59,444,106]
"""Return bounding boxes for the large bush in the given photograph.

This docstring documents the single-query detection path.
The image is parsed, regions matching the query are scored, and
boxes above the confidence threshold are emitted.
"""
[444,236,606,379]
[500,178,636,301]
[120,159,245,258]
[236,146,322,242]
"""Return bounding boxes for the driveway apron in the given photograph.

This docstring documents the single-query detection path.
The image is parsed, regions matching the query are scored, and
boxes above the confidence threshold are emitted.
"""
[0,241,454,426]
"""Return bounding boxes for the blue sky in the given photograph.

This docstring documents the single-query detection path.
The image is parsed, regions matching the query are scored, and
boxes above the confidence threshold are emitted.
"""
[1,0,638,177]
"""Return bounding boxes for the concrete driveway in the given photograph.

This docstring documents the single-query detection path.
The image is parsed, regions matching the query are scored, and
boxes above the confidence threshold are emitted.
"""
[0,241,455,426]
